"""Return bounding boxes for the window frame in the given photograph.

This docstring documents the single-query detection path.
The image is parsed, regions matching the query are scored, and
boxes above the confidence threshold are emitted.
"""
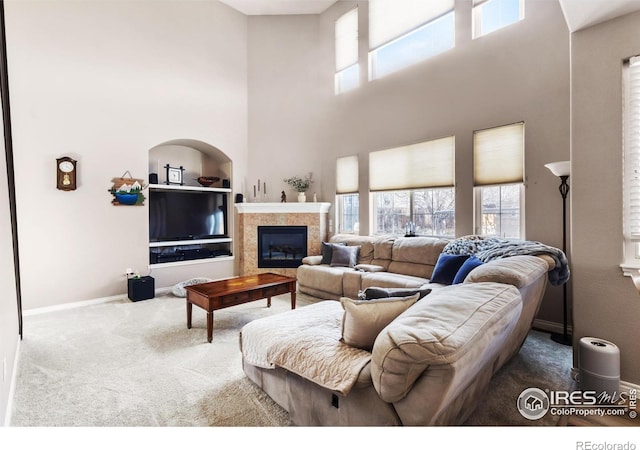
[368,10,455,81]
[472,0,524,39]
[335,7,359,95]
[473,183,525,239]
[622,55,640,275]
[370,187,456,238]
[336,193,360,234]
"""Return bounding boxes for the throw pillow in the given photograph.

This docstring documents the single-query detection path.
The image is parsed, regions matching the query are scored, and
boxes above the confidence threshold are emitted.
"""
[340,294,420,351]
[452,256,484,284]
[360,286,432,301]
[330,244,360,268]
[320,241,346,265]
[429,254,470,285]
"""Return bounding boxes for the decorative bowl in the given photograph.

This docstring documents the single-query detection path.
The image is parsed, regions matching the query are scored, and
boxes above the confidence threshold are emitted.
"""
[115,192,139,205]
[197,176,220,187]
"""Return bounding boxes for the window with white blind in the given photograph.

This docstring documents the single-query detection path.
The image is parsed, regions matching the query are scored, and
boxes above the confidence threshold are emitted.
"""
[472,0,524,39]
[368,0,455,80]
[473,122,525,238]
[623,56,640,271]
[370,137,455,237]
[335,8,359,95]
[336,156,360,233]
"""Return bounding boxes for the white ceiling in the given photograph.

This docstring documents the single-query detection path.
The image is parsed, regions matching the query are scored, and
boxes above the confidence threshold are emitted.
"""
[219,0,640,31]
[559,0,640,32]
[219,0,337,15]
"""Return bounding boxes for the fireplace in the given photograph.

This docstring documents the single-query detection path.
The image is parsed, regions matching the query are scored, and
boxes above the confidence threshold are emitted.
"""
[258,226,308,268]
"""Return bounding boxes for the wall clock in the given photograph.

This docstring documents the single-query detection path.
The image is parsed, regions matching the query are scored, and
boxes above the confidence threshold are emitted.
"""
[56,156,77,191]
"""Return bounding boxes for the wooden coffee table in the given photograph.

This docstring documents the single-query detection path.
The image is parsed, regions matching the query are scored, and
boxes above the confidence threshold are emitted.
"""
[184,273,297,342]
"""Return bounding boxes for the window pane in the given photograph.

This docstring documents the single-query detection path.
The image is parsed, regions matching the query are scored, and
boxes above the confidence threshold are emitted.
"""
[335,64,359,94]
[373,188,454,237]
[475,0,522,38]
[374,191,410,235]
[371,12,454,80]
[339,194,359,233]
[479,184,521,238]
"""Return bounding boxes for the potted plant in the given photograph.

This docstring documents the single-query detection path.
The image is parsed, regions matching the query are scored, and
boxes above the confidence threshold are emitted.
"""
[283,173,313,202]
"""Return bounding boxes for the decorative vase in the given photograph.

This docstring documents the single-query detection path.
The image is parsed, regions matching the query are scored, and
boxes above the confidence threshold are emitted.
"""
[298,192,306,203]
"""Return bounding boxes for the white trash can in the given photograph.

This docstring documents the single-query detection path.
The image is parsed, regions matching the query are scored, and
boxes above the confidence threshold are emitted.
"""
[578,337,620,400]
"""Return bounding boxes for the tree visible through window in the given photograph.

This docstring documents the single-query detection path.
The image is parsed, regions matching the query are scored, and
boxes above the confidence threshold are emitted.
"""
[477,184,521,238]
[373,188,455,237]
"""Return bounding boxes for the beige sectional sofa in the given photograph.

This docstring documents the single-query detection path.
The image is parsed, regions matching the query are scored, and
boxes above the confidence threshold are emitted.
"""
[239,234,563,426]
[297,234,451,299]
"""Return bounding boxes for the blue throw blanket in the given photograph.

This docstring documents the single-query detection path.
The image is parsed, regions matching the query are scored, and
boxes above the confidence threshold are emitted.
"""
[442,236,570,286]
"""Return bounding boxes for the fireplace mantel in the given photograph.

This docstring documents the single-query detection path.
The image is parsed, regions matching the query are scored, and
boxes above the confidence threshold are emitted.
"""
[235,202,331,214]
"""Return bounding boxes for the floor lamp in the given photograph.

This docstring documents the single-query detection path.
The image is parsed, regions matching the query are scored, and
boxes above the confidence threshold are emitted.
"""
[545,161,572,346]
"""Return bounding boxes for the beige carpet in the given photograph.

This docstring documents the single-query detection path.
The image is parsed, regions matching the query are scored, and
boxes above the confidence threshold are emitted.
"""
[10,292,572,427]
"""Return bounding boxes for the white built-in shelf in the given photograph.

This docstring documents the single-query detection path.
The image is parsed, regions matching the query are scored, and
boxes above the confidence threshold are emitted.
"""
[149,255,235,269]
[149,237,232,248]
[148,183,232,193]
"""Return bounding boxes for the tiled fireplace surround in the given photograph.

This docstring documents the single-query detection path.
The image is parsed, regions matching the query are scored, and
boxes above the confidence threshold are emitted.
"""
[235,202,331,277]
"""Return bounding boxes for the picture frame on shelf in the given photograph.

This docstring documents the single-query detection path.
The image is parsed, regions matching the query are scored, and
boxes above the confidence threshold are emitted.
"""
[165,164,184,185]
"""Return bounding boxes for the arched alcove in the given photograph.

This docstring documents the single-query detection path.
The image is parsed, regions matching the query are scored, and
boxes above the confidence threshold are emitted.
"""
[146,138,234,268]
[148,138,232,186]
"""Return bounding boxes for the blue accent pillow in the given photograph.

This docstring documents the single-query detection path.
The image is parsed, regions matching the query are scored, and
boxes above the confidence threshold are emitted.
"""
[430,254,470,285]
[453,256,484,284]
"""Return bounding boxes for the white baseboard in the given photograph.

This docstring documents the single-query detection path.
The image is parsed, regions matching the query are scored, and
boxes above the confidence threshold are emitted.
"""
[533,318,573,335]
[23,287,173,317]
[4,338,21,427]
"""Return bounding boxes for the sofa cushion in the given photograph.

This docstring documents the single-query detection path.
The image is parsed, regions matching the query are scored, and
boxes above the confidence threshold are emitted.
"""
[297,264,354,296]
[361,286,432,301]
[452,256,484,284]
[321,241,346,265]
[331,245,360,268]
[430,254,470,285]
[340,294,420,351]
[371,282,522,403]
[360,272,429,290]
[391,237,449,266]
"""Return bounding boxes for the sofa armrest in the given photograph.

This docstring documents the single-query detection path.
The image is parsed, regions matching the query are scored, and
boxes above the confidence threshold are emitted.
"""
[355,264,386,273]
[371,283,521,403]
[464,255,548,288]
[302,255,323,265]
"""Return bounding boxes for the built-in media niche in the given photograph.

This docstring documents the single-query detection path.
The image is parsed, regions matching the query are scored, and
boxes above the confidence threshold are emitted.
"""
[148,187,231,264]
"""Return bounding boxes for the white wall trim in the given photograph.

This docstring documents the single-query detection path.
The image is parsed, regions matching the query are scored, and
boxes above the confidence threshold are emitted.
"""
[23,287,173,317]
[4,338,21,427]
[533,318,573,335]
[23,294,127,316]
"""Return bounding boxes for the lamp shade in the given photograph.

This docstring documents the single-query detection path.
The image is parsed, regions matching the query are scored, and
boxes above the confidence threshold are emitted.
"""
[545,161,570,177]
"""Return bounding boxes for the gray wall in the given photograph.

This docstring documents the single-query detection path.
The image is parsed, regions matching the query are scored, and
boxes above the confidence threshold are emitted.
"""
[246,0,571,326]
[571,10,640,385]
[5,0,248,310]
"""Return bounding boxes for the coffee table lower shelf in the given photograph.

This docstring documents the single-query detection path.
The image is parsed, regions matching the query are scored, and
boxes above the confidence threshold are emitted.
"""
[184,273,297,343]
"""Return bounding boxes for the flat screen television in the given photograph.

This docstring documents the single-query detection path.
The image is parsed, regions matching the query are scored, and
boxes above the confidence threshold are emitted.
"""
[149,189,228,242]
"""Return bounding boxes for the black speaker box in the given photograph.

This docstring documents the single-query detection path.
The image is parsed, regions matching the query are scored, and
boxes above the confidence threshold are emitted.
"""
[149,173,158,184]
[235,193,243,203]
[128,276,155,302]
